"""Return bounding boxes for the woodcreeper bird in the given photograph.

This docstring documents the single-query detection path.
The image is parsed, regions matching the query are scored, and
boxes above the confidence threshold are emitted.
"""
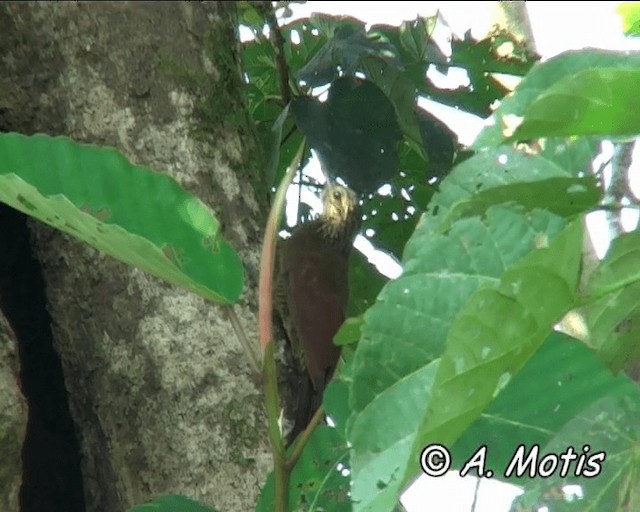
[275,183,361,442]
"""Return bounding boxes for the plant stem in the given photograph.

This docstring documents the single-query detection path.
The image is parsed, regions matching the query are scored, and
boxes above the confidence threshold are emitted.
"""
[225,305,261,374]
[285,404,325,471]
[258,140,305,511]
[264,340,289,512]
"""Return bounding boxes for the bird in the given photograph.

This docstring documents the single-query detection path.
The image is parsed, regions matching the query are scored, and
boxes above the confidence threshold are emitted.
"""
[274,182,361,444]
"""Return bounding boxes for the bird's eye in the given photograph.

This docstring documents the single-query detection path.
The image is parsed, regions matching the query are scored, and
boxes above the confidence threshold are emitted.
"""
[332,190,342,200]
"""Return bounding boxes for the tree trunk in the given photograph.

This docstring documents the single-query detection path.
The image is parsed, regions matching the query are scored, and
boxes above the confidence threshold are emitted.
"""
[0,314,26,512]
[0,3,269,511]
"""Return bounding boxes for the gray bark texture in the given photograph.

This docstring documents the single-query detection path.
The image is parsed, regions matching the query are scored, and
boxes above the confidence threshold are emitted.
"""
[0,315,26,512]
[0,2,270,511]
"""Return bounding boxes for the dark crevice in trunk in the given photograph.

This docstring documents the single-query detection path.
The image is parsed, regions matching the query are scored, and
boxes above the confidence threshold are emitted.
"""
[0,204,86,512]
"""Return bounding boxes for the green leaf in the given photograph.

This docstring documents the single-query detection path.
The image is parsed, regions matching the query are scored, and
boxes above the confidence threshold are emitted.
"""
[362,190,421,261]
[419,30,536,118]
[256,426,351,512]
[511,392,640,512]
[347,201,581,511]
[265,104,291,187]
[292,77,401,194]
[419,146,579,237]
[512,68,640,140]
[618,2,640,36]
[283,20,330,75]
[0,133,243,304]
[452,332,638,475]
[415,220,581,454]
[334,316,363,347]
[347,248,390,317]
[128,495,218,512]
[416,108,457,177]
[297,18,401,88]
[588,230,640,297]
[441,176,601,230]
[475,49,640,148]
[585,282,640,371]
[539,137,601,175]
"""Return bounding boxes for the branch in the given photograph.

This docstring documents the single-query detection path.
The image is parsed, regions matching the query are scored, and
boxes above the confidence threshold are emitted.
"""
[258,140,306,512]
[285,404,326,471]
[606,140,635,237]
[262,1,292,105]
[225,305,261,374]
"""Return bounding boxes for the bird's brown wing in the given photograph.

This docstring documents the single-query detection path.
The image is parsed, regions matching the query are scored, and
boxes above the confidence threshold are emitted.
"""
[287,249,344,391]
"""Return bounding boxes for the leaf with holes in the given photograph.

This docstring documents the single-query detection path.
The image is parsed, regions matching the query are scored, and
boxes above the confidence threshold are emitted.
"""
[475,49,640,148]
[0,133,243,304]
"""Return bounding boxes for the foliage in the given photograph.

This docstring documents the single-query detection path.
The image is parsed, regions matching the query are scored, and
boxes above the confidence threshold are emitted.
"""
[239,7,640,512]
[3,3,640,512]
[0,133,243,304]
[618,2,640,37]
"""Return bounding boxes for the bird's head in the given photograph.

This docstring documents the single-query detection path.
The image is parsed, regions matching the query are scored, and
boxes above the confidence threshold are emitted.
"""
[320,184,360,239]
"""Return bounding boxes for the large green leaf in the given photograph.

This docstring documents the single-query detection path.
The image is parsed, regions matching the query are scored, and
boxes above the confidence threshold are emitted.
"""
[539,137,601,175]
[511,68,640,140]
[345,140,600,510]
[440,176,600,231]
[346,205,582,511]
[412,219,581,453]
[419,146,589,238]
[0,133,243,304]
[452,332,638,476]
[511,392,640,512]
[584,231,640,373]
[474,49,640,148]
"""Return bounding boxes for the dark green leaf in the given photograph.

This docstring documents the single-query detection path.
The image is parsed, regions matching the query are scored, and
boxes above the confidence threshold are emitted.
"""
[348,248,388,317]
[292,77,401,194]
[297,17,401,88]
[282,19,330,76]
[416,108,457,177]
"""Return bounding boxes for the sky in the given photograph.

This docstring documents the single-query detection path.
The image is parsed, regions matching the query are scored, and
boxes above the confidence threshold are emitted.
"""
[274,2,640,511]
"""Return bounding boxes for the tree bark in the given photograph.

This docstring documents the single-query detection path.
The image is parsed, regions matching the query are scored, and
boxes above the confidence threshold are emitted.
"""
[0,314,26,512]
[0,3,269,511]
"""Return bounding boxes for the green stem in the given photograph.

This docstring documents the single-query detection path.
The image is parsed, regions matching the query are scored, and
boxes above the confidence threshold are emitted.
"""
[264,340,289,511]
[285,404,325,471]
[258,140,306,512]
